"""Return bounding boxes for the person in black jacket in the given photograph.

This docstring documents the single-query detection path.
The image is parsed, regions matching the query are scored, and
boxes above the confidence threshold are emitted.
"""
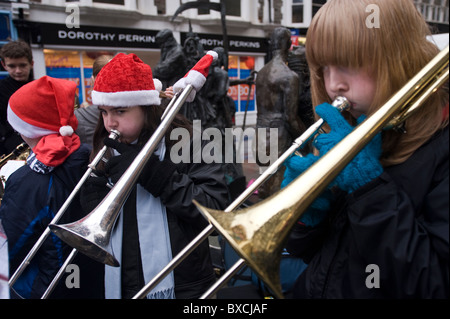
[81,52,229,299]
[0,76,103,298]
[282,0,449,298]
[0,40,34,156]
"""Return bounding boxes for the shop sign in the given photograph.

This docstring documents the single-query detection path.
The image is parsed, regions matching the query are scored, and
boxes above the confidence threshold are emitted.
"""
[33,23,160,49]
[181,32,267,53]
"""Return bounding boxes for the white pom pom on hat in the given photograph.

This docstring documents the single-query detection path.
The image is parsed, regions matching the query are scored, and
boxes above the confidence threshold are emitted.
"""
[59,125,74,137]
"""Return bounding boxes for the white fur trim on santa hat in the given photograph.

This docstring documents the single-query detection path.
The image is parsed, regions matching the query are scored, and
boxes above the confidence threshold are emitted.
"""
[7,104,57,138]
[173,77,195,102]
[92,89,161,107]
[172,51,218,103]
[183,70,208,91]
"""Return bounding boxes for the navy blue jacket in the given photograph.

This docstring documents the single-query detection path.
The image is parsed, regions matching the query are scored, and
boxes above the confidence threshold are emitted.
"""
[287,126,449,298]
[0,144,104,299]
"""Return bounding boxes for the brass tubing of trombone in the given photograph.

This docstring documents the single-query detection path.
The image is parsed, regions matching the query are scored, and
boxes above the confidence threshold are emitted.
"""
[132,97,350,299]
[8,130,120,288]
[195,46,449,299]
[49,85,194,266]
[0,142,29,168]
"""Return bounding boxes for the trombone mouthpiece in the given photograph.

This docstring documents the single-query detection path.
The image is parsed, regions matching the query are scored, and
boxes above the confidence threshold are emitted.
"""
[332,96,351,112]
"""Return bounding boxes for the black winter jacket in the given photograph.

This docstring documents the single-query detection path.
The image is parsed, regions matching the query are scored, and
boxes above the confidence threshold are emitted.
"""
[287,126,449,298]
[158,147,230,299]
[0,144,104,299]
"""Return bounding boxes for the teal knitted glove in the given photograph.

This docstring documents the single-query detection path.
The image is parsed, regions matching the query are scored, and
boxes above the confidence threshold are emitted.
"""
[282,153,332,227]
[313,103,383,193]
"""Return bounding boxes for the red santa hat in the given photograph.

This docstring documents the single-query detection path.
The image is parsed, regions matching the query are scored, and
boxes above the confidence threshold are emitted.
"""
[173,50,218,102]
[7,76,80,166]
[91,53,162,107]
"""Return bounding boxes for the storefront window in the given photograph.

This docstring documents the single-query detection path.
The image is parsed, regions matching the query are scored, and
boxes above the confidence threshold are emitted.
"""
[44,50,113,106]
[228,55,256,113]
[196,0,242,17]
[225,0,241,17]
[0,10,17,80]
[292,0,304,23]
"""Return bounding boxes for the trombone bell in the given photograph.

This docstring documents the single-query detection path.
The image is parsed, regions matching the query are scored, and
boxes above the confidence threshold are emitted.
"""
[195,199,296,299]
[49,213,119,267]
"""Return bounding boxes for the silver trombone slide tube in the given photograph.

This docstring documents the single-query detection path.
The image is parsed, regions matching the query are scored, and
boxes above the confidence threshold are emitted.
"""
[200,259,246,299]
[132,97,350,299]
[8,130,120,288]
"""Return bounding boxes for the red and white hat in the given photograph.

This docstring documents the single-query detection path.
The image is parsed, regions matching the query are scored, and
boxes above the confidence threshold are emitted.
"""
[173,50,218,102]
[91,53,162,107]
[8,76,79,138]
[7,76,81,167]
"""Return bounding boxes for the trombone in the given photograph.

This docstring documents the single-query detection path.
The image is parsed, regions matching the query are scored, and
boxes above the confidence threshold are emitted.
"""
[40,86,189,298]
[49,84,194,267]
[8,129,120,295]
[196,45,449,298]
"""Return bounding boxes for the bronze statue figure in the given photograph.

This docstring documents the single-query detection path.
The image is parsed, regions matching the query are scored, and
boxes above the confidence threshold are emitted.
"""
[255,27,307,199]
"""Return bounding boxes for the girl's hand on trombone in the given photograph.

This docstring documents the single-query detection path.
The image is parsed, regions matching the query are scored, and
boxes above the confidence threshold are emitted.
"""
[313,103,383,193]
[164,87,174,99]
[103,138,142,184]
[103,137,177,197]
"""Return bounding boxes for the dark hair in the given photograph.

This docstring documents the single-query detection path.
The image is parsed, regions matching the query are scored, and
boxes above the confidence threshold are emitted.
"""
[0,40,33,63]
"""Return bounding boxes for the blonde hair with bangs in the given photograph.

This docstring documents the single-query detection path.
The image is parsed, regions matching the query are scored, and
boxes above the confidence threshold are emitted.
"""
[307,0,448,166]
